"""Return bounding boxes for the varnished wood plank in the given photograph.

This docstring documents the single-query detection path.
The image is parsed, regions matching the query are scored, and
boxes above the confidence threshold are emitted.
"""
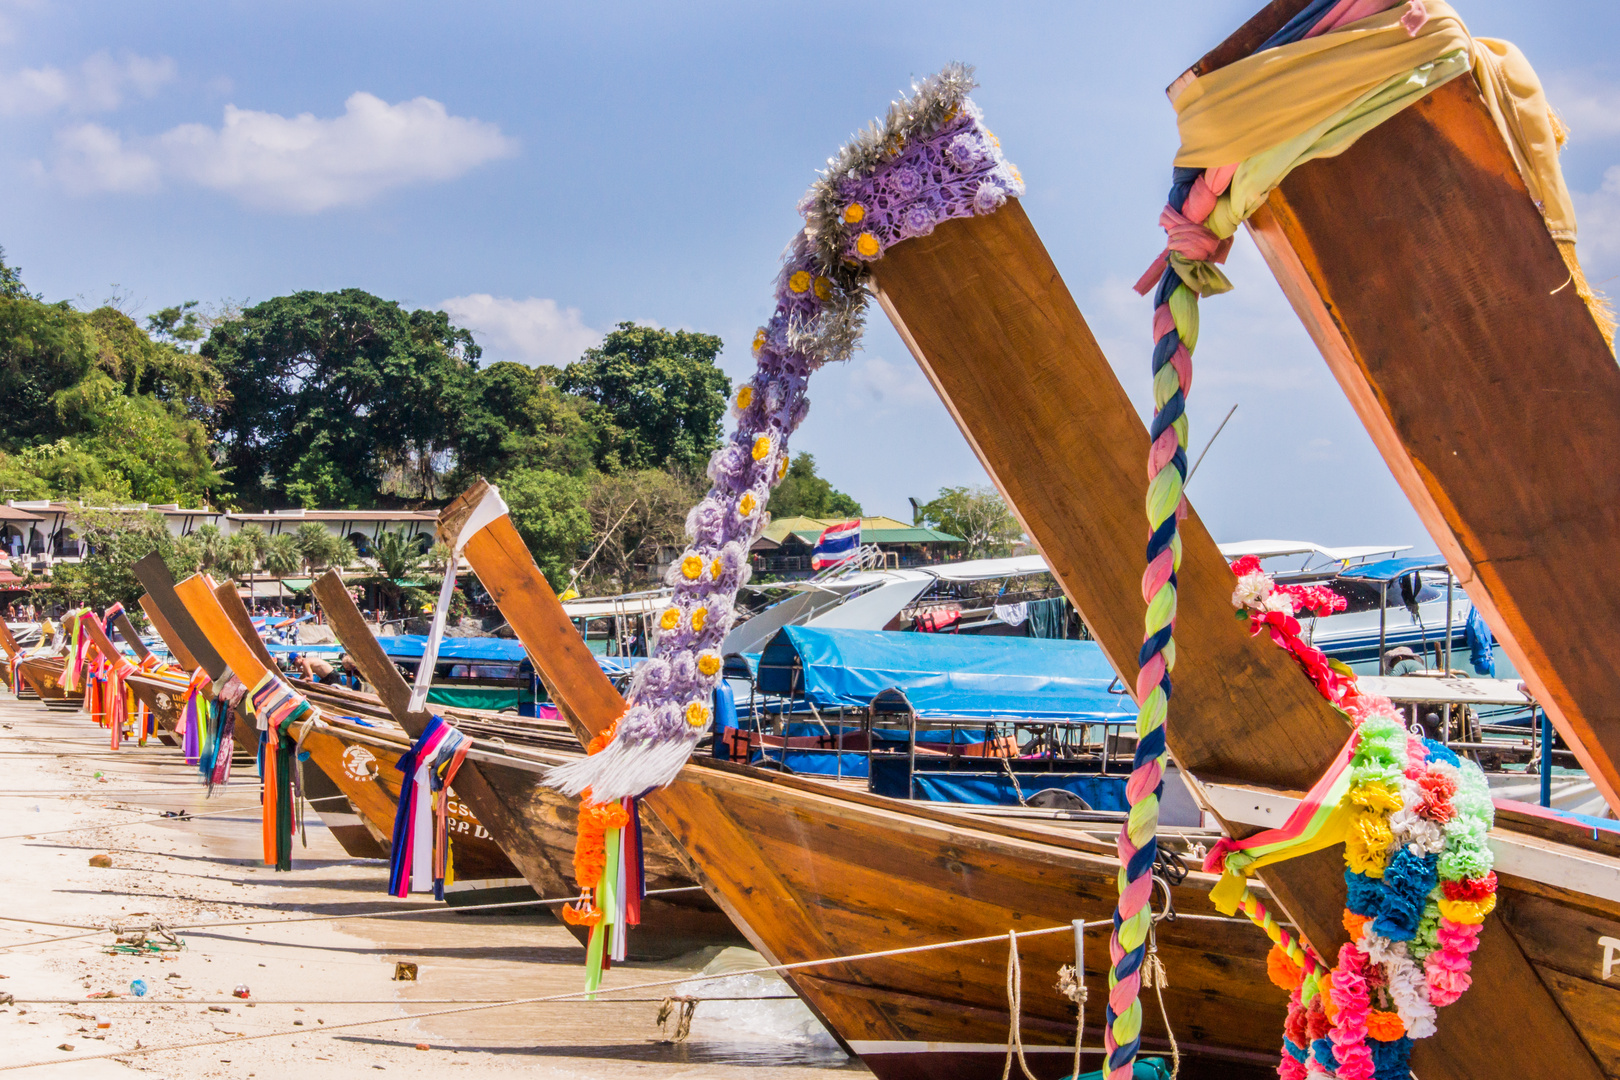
[868,200,1604,1080]
[0,616,20,657]
[110,610,152,663]
[132,554,224,677]
[139,595,200,671]
[1248,77,1620,816]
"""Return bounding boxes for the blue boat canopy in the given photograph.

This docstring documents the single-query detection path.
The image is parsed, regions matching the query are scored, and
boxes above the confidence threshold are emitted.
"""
[754,626,1136,723]
[1337,555,1446,582]
[380,634,531,663]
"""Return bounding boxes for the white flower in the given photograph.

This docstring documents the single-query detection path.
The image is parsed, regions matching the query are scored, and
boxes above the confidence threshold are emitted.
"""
[1231,572,1273,610]
[1262,589,1297,614]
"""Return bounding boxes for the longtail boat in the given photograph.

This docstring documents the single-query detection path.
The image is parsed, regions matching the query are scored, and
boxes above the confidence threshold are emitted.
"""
[132,554,388,861]
[463,52,1617,1078]
[1108,4,1620,1077]
[300,570,743,954]
[1188,1,1620,818]
[441,480,1282,1080]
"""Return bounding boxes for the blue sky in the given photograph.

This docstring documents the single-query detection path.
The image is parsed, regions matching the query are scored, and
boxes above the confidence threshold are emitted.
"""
[3,1,1618,551]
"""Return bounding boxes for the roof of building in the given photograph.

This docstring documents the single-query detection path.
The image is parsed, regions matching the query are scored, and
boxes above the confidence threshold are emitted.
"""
[226,509,438,523]
[6,500,217,518]
[0,505,44,522]
[759,515,961,546]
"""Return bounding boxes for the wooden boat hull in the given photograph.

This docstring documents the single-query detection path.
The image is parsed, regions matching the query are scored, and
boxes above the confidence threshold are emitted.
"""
[443,497,1285,1078]
[657,760,1281,1080]
[121,672,185,748]
[296,718,522,883]
[17,656,71,705]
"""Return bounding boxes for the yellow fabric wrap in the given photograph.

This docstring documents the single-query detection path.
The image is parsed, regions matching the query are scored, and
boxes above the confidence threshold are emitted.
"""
[1173,0,1574,250]
[1207,800,1355,915]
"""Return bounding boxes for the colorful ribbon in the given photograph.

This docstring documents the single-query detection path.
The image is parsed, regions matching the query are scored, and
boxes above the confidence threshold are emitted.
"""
[387,715,471,900]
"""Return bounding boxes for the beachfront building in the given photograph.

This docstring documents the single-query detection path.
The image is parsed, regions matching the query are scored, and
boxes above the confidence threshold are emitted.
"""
[750,515,964,578]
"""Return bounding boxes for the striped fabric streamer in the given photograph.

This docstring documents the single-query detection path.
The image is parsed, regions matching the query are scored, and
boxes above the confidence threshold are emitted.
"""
[60,609,93,694]
[247,673,315,871]
[179,668,211,764]
[387,715,471,900]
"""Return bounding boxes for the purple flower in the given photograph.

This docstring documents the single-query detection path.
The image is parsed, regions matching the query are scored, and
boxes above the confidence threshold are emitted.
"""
[973,180,1007,215]
[887,166,923,198]
[900,200,937,237]
[946,133,985,170]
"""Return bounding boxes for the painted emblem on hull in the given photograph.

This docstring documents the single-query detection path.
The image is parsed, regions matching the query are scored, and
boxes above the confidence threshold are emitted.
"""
[155,692,173,712]
[341,744,377,782]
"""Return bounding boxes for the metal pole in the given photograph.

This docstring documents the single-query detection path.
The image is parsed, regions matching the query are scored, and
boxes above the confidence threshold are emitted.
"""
[1444,572,1454,673]
[1540,708,1554,808]
[1378,582,1388,672]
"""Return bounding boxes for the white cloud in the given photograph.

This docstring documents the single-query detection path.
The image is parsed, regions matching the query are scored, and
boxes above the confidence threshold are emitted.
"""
[845,354,937,410]
[43,91,517,212]
[47,122,160,193]
[0,50,174,116]
[1574,164,1620,265]
[440,294,602,368]
[1547,79,1620,142]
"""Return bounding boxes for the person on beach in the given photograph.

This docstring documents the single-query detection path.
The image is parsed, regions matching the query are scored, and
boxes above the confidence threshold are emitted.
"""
[292,652,340,685]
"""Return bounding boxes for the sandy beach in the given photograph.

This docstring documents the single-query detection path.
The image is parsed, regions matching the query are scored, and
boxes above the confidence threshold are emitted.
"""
[0,695,862,1080]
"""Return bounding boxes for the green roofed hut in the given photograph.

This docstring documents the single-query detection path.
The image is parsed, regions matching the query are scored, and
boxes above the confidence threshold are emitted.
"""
[751,515,963,578]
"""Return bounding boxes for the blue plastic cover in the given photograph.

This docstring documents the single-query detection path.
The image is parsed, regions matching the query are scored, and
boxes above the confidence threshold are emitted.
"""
[379,635,531,662]
[1337,556,1445,582]
[755,626,1136,723]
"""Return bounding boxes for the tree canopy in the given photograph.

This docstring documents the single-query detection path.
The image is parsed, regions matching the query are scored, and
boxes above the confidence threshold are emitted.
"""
[919,484,1023,558]
[767,453,862,519]
[204,289,482,509]
[558,323,730,473]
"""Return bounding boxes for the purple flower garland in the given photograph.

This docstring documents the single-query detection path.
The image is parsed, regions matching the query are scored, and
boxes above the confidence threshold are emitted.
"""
[546,63,1023,802]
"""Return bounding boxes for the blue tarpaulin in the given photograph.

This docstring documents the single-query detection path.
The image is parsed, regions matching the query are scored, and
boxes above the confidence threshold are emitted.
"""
[379,635,531,663]
[1465,605,1495,677]
[1337,556,1445,582]
[755,626,1137,723]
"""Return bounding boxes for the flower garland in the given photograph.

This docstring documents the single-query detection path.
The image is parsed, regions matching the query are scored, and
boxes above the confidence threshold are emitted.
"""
[544,63,1023,805]
[1220,560,1496,1080]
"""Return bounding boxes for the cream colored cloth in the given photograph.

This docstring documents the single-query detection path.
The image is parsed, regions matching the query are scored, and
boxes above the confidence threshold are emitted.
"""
[1173,1,1575,242]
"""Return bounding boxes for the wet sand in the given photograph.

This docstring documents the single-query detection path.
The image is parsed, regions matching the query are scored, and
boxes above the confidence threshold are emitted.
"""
[0,695,864,1079]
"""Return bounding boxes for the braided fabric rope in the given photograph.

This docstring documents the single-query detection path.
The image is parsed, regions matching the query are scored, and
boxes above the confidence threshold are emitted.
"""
[1107,162,1234,1080]
[1238,886,1323,1001]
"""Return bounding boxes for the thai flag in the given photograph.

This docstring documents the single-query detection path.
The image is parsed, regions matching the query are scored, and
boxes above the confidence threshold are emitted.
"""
[811,520,861,571]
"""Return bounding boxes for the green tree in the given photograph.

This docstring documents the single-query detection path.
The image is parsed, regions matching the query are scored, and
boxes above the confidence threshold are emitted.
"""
[454,361,604,483]
[219,533,259,579]
[262,533,302,577]
[293,521,344,570]
[0,246,38,302]
[579,468,705,594]
[0,297,99,449]
[367,528,428,617]
[766,453,862,519]
[919,484,1023,559]
[202,289,481,509]
[190,523,227,570]
[499,467,591,588]
[558,323,729,473]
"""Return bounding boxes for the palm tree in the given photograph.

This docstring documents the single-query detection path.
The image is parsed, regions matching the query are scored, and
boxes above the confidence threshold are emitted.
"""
[191,523,227,570]
[369,529,428,618]
[235,524,269,564]
[333,538,359,570]
[262,534,302,578]
[219,533,259,579]
[293,521,342,571]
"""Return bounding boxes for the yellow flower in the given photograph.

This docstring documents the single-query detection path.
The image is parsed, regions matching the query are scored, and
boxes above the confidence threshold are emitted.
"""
[943,105,959,122]
[855,232,881,258]
[691,606,708,633]
[788,270,812,294]
[985,129,1000,148]
[752,328,766,354]
[1438,895,1496,925]
[659,607,680,631]
[685,701,710,728]
[680,554,704,580]
[812,275,832,301]
[775,456,788,480]
[751,435,771,461]
[738,492,757,517]
[1010,166,1023,188]
[736,385,753,410]
[843,203,865,224]
[709,558,723,580]
[697,652,721,677]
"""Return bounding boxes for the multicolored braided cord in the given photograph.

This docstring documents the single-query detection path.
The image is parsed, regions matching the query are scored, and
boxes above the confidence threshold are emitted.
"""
[1108,163,1231,1080]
